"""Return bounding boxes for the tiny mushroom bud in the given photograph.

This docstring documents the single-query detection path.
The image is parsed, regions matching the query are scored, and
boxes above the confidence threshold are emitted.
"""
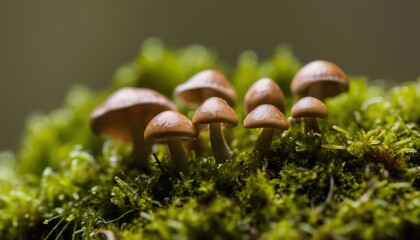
[90,87,176,171]
[174,69,237,107]
[192,97,238,164]
[243,104,289,154]
[144,111,198,174]
[244,78,286,114]
[291,60,349,101]
[291,97,328,133]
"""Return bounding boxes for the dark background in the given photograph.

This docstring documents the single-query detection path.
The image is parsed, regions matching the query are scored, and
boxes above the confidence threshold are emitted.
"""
[1,0,419,151]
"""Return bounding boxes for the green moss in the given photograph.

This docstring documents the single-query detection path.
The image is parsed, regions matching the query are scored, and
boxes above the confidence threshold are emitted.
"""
[0,39,419,240]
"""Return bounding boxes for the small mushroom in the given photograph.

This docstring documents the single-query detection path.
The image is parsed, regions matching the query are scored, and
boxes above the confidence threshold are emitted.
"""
[291,97,328,133]
[291,60,348,101]
[174,69,237,107]
[192,97,238,164]
[144,111,198,174]
[243,104,289,154]
[174,69,237,156]
[90,87,176,171]
[244,78,286,114]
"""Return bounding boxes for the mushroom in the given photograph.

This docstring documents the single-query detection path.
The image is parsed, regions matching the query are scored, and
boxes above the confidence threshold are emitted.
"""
[90,87,176,171]
[144,111,198,174]
[291,97,328,133]
[174,69,237,107]
[192,97,238,164]
[244,78,286,114]
[291,60,349,101]
[243,104,289,154]
[174,69,237,156]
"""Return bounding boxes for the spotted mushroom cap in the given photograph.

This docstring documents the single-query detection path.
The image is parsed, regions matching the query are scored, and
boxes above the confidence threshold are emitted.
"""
[244,78,286,114]
[90,87,177,143]
[174,69,237,107]
[243,104,289,129]
[291,60,348,98]
[192,97,238,126]
[291,97,328,119]
[144,111,198,143]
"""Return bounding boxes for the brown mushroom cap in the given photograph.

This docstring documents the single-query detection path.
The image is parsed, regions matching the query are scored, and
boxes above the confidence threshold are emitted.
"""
[144,111,198,143]
[90,87,177,143]
[174,69,237,106]
[244,78,286,114]
[291,97,328,118]
[192,97,238,126]
[243,104,289,129]
[291,60,348,98]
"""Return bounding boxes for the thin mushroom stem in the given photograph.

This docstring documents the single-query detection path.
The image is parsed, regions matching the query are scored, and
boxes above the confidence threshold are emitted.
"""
[186,136,204,157]
[167,137,188,174]
[131,124,151,171]
[304,117,320,133]
[254,128,274,154]
[209,123,233,164]
[306,83,325,101]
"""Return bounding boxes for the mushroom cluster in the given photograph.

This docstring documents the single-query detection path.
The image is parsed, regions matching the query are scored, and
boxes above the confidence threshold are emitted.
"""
[90,61,348,173]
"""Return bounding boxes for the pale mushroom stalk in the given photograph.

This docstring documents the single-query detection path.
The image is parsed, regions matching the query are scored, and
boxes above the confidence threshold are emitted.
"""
[306,83,325,101]
[303,118,320,133]
[210,123,233,164]
[167,137,188,174]
[254,128,275,153]
[186,136,204,156]
[130,122,151,170]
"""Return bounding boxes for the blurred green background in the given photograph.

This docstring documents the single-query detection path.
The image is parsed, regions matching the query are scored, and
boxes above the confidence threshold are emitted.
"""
[0,0,419,151]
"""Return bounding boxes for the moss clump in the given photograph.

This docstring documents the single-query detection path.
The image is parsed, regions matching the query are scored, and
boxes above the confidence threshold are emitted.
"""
[0,39,419,240]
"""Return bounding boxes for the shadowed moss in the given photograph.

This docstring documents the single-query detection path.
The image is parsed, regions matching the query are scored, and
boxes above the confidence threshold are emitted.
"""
[0,39,419,240]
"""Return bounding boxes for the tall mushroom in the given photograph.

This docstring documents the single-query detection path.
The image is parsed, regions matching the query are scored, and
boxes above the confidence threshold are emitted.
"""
[144,111,198,174]
[291,60,349,101]
[243,104,289,154]
[291,97,328,133]
[192,97,238,164]
[90,87,176,171]
[244,78,286,114]
[174,69,237,107]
